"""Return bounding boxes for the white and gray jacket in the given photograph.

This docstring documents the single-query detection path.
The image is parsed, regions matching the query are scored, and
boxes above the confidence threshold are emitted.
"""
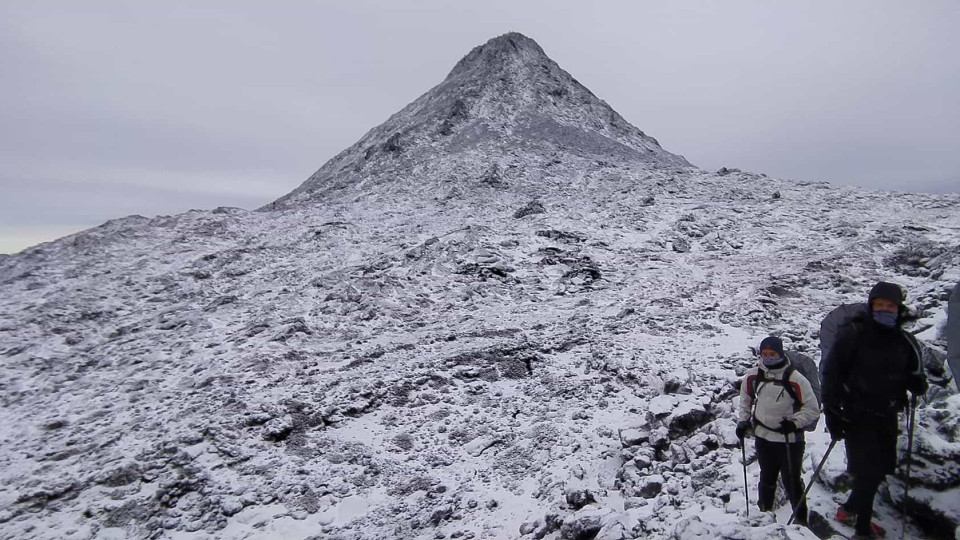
[738,359,821,443]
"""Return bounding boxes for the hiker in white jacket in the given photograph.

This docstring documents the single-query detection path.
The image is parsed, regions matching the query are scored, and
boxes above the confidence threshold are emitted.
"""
[736,336,820,525]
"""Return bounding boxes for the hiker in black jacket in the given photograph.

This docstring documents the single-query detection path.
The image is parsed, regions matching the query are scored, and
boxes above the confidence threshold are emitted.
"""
[820,282,928,539]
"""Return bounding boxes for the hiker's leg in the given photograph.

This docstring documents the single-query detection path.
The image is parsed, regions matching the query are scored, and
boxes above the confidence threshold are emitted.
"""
[851,473,884,536]
[844,424,886,535]
[785,440,808,522]
[755,437,780,511]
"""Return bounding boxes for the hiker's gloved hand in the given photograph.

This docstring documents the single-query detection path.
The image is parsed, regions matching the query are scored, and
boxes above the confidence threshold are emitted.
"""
[735,421,751,441]
[779,419,799,433]
[825,412,846,441]
[907,374,928,396]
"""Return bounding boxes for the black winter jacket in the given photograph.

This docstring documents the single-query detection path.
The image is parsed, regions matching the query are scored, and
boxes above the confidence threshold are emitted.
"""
[820,315,924,423]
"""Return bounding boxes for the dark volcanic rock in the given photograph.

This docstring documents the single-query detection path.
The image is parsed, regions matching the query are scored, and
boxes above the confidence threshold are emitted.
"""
[564,488,597,510]
[514,199,547,218]
[668,407,713,438]
[536,229,586,243]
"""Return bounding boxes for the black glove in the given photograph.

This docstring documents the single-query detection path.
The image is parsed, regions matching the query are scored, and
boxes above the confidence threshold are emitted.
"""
[824,412,846,441]
[907,374,929,396]
[735,421,751,441]
[779,419,799,433]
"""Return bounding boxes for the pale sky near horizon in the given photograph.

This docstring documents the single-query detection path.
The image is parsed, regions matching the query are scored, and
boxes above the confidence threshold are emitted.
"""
[2,1,958,254]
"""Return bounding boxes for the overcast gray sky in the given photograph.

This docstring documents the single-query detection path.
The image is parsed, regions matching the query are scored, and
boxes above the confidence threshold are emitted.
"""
[2,1,958,254]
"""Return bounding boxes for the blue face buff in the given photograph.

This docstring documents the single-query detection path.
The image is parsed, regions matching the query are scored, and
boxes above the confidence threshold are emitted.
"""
[873,310,898,328]
[761,355,784,368]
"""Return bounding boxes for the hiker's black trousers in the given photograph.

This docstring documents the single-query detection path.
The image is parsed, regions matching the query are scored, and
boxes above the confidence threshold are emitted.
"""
[755,436,807,520]
[844,414,899,535]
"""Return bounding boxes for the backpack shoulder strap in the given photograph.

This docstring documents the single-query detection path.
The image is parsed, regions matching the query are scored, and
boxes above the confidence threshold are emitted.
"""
[746,371,761,400]
[781,365,802,408]
[900,329,924,375]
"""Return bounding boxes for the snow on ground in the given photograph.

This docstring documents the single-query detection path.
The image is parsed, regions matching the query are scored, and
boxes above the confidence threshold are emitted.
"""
[2,167,958,540]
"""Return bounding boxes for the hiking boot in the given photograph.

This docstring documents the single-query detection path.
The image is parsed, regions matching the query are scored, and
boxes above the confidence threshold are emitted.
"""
[836,505,856,526]
[851,529,885,540]
[836,506,886,537]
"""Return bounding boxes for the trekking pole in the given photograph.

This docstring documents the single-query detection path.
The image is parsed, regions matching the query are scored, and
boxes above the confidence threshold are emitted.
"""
[901,395,918,540]
[741,439,750,517]
[787,439,838,526]
[782,431,797,524]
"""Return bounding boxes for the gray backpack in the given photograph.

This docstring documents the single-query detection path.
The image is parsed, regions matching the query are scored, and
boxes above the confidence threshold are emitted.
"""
[819,303,869,363]
[786,350,822,409]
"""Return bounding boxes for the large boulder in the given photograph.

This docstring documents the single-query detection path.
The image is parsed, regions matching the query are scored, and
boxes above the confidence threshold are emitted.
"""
[559,506,617,540]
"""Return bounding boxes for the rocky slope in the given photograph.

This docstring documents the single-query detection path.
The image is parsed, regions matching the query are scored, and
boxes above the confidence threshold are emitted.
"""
[1,33,959,540]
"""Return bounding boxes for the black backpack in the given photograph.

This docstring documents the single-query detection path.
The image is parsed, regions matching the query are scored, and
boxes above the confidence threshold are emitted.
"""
[819,303,925,387]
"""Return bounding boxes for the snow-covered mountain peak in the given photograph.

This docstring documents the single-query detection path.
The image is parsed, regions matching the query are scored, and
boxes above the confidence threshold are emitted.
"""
[265,33,689,210]
[446,32,552,85]
[445,32,548,81]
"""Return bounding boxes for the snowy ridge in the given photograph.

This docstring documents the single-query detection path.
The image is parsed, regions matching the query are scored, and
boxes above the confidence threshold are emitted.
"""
[2,33,960,540]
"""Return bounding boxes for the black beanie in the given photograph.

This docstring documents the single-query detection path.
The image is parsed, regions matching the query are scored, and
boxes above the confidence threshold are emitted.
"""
[759,336,785,358]
[868,281,904,308]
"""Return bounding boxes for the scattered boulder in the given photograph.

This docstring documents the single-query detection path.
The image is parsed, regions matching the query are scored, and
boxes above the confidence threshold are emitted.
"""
[97,463,142,488]
[671,237,691,253]
[454,263,515,282]
[564,488,597,510]
[382,132,402,153]
[220,497,245,517]
[667,401,713,438]
[444,346,537,380]
[532,514,563,539]
[481,164,505,186]
[647,395,714,438]
[514,200,546,218]
[561,262,602,288]
[520,520,541,535]
[559,507,615,540]
[638,475,663,499]
[261,416,294,442]
[271,318,312,342]
[392,433,414,451]
[439,98,469,135]
[41,419,68,431]
[203,295,238,312]
[662,368,692,395]
[429,506,453,526]
[619,428,649,447]
[536,229,586,243]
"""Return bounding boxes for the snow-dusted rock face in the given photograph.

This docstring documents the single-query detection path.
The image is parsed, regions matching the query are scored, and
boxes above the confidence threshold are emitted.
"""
[266,32,689,210]
[2,32,960,540]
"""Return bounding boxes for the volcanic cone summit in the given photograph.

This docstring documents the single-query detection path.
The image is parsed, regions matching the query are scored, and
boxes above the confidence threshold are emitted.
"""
[267,32,690,209]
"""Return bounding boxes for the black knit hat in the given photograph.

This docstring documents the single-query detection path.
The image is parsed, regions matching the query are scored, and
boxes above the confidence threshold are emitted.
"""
[868,281,904,308]
[759,336,785,358]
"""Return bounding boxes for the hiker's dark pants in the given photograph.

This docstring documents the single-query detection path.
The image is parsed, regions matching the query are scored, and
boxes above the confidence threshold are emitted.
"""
[755,436,807,521]
[843,415,899,536]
